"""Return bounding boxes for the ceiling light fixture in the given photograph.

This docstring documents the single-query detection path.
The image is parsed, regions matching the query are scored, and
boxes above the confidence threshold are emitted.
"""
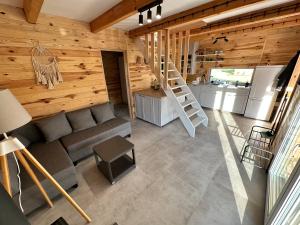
[213,36,229,44]
[156,4,162,19]
[139,12,143,26]
[137,0,163,26]
[147,9,152,23]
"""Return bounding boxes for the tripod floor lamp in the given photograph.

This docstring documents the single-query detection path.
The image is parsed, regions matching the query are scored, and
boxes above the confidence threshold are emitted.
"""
[0,89,91,223]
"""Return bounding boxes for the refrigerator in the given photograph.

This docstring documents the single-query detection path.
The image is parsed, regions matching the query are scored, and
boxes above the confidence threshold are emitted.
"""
[244,65,285,121]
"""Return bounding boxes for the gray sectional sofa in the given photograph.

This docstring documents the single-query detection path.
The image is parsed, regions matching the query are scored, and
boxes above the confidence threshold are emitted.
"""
[6,103,131,214]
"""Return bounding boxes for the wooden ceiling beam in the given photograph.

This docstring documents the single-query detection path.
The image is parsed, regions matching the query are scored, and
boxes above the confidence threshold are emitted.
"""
[23,0,44,24]
[190,1,300,37]
[190,15,300,40]
[128,0,264,37]
[90,0,156,33]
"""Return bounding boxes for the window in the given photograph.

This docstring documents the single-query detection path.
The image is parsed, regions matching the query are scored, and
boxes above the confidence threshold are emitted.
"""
[266,86,300,225]
[210,68,254,85]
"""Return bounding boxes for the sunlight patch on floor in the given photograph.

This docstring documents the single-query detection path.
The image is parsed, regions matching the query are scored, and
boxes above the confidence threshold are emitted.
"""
[221,112,256,181]
[214,110,249,224]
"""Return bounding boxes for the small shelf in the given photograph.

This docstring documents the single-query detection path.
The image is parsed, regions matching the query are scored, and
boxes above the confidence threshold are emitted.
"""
[196,61,224,63]
[196,53,224,56]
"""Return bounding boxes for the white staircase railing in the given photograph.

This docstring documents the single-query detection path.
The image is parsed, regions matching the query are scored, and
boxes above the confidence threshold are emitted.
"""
[146,29,208,137]
[162,61,208,137]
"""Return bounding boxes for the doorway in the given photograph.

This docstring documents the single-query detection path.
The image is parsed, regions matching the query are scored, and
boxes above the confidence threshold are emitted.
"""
[101,51,130,118]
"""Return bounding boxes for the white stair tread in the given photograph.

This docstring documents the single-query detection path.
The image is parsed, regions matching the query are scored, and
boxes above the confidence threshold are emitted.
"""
[162,69,176,73]
[186,108,200,117]
[171,84,186,90]
[181,99,195,107]
[192,116,206,127]
[175,91,190,98]
[168,76,180,81]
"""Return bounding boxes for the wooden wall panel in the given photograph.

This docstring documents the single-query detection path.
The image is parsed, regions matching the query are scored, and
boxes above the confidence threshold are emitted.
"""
[190,25,300,80]
[0,4,155,119]
[125,37,156,116]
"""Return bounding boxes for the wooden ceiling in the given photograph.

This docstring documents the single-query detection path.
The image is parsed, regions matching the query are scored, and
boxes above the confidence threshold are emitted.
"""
[190,1,300,37]
[128,0,265,37]
[15,0,300,37]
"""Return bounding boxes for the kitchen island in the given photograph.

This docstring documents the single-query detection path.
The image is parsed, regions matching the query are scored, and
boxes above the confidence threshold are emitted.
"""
[134,88,180,126]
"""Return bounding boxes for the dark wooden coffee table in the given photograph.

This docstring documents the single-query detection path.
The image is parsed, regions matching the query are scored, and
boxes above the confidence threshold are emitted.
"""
[93,136,136,184]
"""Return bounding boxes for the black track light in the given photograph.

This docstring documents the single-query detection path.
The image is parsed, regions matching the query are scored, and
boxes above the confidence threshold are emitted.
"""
[138,0,163,25]
[139,13,143,26]
[213,36,228,44]
[156,4,162,19]
[147,9,152,23]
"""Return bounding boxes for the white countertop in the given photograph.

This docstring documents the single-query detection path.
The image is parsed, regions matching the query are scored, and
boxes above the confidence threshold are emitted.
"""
[188,83,251,90]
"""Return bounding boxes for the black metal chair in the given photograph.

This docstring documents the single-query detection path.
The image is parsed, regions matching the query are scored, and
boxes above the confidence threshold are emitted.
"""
[240,93,289,171]
[240,125,274,170]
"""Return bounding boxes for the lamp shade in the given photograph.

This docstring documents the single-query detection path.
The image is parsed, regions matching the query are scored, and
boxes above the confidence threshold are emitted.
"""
[0,89,31,134]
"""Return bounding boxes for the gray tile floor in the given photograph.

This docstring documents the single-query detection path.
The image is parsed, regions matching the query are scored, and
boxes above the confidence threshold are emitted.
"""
[28,109,268,225]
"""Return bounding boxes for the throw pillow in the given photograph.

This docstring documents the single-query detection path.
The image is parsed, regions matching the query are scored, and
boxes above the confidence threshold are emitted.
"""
[11,122,44,144]
[91,103,115,124]
[35,112,72,142]
[66,108,96,132]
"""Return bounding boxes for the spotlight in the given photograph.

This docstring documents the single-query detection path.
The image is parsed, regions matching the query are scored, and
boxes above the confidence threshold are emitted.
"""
[147,9,152,23]
[137,0,163,25]
[213,36,228,44]
[156,4,162,19]
[139,13,143,26]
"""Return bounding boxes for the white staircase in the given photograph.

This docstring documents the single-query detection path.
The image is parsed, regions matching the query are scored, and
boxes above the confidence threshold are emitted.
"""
[161,61,208,137]
[145,29,208,137]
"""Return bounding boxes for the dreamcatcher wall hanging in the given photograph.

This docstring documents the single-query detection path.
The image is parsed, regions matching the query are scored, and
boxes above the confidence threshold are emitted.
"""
[31,42,63,89]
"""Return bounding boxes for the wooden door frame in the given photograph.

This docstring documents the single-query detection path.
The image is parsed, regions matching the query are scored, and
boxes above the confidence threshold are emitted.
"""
[100,49,134,119]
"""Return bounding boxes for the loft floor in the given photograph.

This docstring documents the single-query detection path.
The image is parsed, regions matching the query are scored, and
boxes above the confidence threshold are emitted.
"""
[28,109,267,225]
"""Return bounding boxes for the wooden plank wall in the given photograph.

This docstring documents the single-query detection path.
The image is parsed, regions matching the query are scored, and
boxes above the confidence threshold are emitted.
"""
[126,37,156,114]
[189,25,300,81]
[0,4,155,119]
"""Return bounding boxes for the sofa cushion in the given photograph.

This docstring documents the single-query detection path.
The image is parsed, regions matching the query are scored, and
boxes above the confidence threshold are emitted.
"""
[11,122,44,145]
[19,140,74,189]
[60,118,131,157]
[14,140,77,214]
[11,134,31,147]
[91,103,115,124]
[66,108,96,132]
[35,112,72,142]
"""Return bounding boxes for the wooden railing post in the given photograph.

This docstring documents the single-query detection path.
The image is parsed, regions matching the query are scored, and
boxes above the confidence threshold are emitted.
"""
[183,29,190,81]
[286,55,300,97]
[144,33,149,64]
[176,31,183,72]
[150,32,155,73]
[172,33,176,61]
[164,29,170,89]
[157,30,162,86]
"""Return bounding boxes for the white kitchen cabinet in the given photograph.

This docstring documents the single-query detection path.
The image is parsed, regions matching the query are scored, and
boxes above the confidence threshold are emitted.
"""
[221,92,248,114]
[135,90,178,127]
[189,84,250,114]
